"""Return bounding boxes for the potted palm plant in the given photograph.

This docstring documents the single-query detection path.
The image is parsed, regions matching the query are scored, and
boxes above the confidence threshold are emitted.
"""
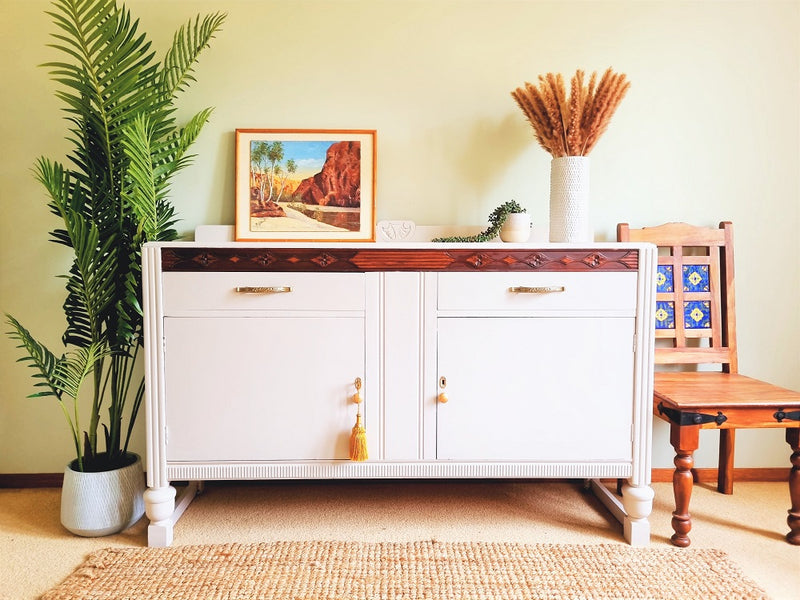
[5,0,224,536]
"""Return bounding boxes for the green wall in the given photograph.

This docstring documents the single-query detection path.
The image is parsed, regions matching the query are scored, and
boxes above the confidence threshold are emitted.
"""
[1,0,798,473]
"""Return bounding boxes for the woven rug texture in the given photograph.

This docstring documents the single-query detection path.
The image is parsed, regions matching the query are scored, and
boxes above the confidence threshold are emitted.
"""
[39,540,768,600]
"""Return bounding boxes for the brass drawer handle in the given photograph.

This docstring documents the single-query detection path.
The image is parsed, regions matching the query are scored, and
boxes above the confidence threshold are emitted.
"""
[235,286,292,294]
[508,286,565,294]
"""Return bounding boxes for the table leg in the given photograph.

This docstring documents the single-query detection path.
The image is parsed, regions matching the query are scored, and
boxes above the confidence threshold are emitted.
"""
[717,429,735,494]
[787,427,800,545]
[670,423,699,547]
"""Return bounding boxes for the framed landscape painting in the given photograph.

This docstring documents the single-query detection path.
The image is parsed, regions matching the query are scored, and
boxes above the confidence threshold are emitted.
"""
[235,129,376,241]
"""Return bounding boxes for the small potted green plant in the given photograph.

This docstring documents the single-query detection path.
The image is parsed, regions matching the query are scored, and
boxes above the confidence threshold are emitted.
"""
[433,200,530,242]
[498,203,532,242]
[5,0,224,536]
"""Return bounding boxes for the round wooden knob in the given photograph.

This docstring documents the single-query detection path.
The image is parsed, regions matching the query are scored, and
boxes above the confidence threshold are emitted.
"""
[438,392,449,404]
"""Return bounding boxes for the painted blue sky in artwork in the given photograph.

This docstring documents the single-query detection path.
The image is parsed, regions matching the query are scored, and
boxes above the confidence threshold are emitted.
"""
[251,139,338,179]
[282,141,336,171]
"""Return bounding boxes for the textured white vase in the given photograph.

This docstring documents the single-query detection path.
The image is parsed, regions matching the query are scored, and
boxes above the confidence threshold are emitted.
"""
[60,453,145,537]
[499,213,532,242]
[549,156,590,243]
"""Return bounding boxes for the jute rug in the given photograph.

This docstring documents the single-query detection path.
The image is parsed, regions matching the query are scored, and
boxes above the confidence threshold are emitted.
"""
[40,540,768,600]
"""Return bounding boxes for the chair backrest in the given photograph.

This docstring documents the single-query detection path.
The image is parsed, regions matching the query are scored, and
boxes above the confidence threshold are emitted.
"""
[617,222,737,372]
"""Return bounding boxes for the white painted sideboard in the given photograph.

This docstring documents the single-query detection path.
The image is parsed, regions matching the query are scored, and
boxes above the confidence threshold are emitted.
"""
[142,242,657,547]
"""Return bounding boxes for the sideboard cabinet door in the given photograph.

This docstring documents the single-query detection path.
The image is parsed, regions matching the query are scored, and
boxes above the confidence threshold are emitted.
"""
[162,316,365,462]
[436,316,634,461]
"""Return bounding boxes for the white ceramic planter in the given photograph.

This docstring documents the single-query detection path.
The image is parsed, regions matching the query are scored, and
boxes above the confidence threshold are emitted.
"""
[61,453,146,537]
[499,213,532,242]
[549,156,590,242]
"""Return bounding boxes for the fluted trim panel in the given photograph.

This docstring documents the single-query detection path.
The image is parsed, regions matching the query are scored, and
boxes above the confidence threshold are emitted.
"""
[166,461,632,481]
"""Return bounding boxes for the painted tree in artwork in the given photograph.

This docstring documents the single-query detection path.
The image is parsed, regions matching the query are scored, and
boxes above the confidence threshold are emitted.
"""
[276,159,297,201]
[250,141,289,206]
[250,141,269,205]
[264,142,284,202]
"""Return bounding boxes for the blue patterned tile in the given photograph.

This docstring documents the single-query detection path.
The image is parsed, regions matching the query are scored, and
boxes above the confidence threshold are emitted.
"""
[684,300,711,329]
[683,264,709,292]
[656,265,674,293]
[655,301,675,329]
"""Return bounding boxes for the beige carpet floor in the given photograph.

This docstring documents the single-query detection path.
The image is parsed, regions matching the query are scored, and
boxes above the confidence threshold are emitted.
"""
[1,480,798,599]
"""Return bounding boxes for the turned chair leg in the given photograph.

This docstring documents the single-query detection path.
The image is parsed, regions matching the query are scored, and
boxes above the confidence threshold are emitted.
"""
[787,427,800,545]
[718,429,735,494]
[670,423,700,547]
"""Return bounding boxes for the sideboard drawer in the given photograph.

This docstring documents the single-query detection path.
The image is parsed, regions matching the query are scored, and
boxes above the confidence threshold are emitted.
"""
[162,272,365,314]
[437,272,637,313]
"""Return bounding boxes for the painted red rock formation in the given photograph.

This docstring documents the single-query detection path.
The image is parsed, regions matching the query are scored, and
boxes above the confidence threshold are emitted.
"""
[249,186,286,217]
[295,141,361,207]
[250,200,286,218]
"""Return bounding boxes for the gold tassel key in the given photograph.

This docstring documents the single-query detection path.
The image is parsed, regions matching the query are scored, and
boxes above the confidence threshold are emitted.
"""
[349,377,368,461]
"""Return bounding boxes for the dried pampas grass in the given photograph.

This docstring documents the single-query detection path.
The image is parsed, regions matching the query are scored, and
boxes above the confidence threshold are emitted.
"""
[511,68,630,157]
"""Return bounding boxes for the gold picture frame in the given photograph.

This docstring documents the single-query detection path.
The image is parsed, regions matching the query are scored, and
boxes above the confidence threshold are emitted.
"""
[235,128,376,242]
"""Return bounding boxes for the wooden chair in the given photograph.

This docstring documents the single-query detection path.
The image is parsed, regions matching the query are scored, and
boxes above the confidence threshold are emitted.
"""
[617,221,800,547]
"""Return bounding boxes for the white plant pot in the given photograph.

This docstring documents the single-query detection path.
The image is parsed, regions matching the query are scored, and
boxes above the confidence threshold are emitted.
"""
[499,213,532,242]
[60,453,145,537]
[549,156,591,243]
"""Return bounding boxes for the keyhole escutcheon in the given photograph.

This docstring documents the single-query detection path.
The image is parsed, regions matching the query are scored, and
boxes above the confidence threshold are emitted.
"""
[438,376,449,404]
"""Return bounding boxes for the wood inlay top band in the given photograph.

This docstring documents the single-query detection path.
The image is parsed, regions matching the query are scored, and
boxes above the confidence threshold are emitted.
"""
[160,247,639,273]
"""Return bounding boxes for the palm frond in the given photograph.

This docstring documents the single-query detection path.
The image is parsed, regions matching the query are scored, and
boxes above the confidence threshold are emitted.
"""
[44,0,158,204]
[161,12,226,98]
[121,114,179,241]
[60,224,118,348]
[121,115,159,238]
[34,157,77,248]
[177,108,214,161]
[53,343,111,401]
[37,155,119,348]
[5,315,63,400]
[5,314,98,470]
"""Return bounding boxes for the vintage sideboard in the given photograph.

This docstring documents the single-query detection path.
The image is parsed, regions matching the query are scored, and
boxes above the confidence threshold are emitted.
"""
[142,241,657,547]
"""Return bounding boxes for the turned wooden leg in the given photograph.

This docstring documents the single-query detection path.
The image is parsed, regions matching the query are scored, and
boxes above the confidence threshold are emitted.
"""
[670,423,700,547]
[787,427,800,545]
[621,482,654,546]
[144,485,177,547]
[717,429,735,495]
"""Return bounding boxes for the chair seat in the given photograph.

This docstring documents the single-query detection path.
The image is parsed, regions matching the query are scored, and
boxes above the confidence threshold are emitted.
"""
[654,372,800,429]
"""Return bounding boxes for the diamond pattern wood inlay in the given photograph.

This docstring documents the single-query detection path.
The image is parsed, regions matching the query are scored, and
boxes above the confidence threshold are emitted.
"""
[160,248,639,273]
[465,254,486,268]
[253,253,276,267]
[192,252,216,267]
[311,253,337,268]
[582,253,608,268]
[524,254,547,268]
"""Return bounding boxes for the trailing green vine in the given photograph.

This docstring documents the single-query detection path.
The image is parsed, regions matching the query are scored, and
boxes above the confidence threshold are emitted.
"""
[432,200,527,242]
